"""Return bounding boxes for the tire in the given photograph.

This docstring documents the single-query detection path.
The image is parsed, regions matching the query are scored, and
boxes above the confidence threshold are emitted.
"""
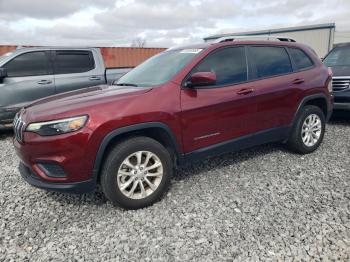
[286,105,326,154]
[101,136,173,209]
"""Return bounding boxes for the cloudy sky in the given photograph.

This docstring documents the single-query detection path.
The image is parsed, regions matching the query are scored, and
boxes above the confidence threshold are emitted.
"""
[0,0,349,47]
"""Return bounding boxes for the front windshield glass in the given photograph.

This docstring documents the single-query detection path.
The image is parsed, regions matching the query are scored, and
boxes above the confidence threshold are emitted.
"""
[324,46,350,67]
[116,48,203,87]
[0,52,13,63]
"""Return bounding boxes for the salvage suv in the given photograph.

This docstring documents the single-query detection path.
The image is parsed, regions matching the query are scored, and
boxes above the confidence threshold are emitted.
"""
[14,39,333,209]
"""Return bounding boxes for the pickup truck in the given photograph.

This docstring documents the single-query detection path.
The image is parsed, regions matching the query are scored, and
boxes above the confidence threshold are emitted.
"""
[0,47,131,129]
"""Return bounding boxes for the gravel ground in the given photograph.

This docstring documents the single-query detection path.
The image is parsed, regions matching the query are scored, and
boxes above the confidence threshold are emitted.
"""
[0,118,349,261]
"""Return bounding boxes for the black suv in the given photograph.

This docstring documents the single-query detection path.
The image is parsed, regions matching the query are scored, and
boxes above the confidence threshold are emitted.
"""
[323,43,350,110]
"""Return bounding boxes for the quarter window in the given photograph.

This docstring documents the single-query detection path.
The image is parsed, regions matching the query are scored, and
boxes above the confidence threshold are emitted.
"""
[4,52,50,77]
[192,47,247,86]
[54,51,95,74]
[250,46,293,79]
[289,48,313,70]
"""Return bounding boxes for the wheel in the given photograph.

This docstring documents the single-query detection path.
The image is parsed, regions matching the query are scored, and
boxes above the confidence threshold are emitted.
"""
[286,105,325,154]
[101,136,172,209]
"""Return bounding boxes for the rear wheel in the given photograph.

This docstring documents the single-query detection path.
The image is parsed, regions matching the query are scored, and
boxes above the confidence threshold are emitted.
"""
[286,105,325,154]
[101,136,172,209]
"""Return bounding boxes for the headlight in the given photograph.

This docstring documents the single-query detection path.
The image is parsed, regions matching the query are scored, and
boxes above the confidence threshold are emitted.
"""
[26,115,88,136]
[327,79,333,92]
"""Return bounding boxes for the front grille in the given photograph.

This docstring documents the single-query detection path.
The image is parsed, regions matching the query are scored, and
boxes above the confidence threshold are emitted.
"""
[13,112,26,142]
[332,77,350,91]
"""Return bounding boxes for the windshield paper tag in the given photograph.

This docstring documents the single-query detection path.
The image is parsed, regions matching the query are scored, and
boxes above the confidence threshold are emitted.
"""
[180,49,203,54]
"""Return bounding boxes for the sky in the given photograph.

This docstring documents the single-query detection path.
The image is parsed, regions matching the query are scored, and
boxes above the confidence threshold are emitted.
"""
[0,0,349,48]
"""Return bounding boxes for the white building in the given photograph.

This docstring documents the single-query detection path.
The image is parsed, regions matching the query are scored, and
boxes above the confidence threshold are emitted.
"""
[204,23,340,58]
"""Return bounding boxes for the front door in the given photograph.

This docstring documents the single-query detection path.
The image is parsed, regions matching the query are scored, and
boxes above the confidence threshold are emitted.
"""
[0,51,55,115]
[180,46,259,153]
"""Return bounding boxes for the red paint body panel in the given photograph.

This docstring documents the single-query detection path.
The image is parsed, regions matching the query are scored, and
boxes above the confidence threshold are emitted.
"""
[180,82,258,152]
[13,40,333,187]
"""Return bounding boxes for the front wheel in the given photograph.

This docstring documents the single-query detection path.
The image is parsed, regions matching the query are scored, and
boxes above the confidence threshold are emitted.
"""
[101,136,173,209]
[286,105,326,154]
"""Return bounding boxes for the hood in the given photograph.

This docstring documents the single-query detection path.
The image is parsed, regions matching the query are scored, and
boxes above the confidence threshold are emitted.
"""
[24,85,152,121]
[329,65,350,77]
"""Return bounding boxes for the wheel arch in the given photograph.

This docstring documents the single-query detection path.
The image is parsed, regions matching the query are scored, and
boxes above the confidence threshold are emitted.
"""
[92,122,182,183]
[293,94,331,125]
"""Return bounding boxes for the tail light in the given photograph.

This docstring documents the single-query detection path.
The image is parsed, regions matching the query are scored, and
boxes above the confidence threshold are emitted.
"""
[327,67,333,92]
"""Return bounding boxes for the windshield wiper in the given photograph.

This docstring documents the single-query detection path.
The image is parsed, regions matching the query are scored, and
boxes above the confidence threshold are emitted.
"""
[115,83,138,87]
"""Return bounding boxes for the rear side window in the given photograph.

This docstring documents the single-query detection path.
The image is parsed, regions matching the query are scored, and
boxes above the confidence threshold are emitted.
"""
[54,51,95,74]
[192,47,247,86]
[289,48,313,70]
[4,51,50,77]
[250,46,292,79]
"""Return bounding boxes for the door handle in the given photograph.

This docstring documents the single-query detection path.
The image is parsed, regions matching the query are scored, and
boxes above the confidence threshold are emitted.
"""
[89,76,102,81]
[292,78,305,85]
[37,80,52,85]
[237,88,254,95]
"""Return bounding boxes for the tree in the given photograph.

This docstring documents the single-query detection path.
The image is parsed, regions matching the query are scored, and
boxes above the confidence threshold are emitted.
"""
[131,37,147,48]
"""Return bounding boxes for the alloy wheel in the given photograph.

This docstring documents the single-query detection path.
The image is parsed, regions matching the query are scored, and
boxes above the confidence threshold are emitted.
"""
[117,151,163,199]
[301,114,322,147]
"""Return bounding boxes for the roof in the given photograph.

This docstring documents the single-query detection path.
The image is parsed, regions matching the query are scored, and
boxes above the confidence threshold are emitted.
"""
[333,42,350,48]
[204,23,336,41]
[168,38,302,51]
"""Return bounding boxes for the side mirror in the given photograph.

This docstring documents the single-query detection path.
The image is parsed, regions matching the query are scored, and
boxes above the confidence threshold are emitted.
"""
[0,68,7,80]
[186,72,216,88]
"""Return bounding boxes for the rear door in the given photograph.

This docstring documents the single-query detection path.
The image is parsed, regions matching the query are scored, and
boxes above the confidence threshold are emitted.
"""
[180,46,260,153]
[53,50,105,94]
[0,51,55,110]
[247,45,296,131]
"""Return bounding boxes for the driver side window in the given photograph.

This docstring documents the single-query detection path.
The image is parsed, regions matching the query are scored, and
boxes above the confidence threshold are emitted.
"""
[4,51,51,77]
[192,46,248,86]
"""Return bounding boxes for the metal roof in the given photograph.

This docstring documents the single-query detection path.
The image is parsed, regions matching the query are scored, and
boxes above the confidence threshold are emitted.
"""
[204,23,336,41]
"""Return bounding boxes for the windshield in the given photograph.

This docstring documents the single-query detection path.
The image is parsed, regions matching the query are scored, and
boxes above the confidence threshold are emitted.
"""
[324,46,350,67]
[116,49,203,87]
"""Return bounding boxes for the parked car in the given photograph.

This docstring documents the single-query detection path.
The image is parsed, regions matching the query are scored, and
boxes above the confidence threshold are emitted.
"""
[323,43,350,111]
[0,47,131,129]
[13,39,333,209]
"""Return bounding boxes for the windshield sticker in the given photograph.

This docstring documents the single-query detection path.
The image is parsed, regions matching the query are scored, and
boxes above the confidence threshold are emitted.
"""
[180,49,203,54]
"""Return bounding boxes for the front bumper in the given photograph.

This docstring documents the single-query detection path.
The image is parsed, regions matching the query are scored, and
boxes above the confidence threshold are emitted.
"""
[13,124,100,193]
[19,162,95,194]
[333,89,350,111]
[0,107,19,129]
[334,102,350,110]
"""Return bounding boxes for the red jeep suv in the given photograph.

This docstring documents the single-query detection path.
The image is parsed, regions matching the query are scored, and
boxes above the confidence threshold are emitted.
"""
[13,40,333,209]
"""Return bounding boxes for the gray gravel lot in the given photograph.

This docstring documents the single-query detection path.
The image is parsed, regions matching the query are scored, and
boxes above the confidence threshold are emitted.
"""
[0,118,349,261]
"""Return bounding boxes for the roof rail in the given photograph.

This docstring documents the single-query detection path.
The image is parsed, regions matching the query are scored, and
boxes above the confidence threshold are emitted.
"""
[213,35,296,43]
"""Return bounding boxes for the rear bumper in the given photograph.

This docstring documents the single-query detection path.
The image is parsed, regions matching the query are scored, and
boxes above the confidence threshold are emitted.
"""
[19,162,95,194]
